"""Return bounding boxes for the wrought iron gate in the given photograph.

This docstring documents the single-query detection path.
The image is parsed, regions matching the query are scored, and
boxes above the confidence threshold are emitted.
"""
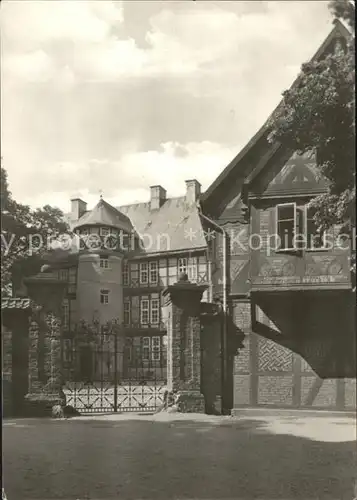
[61,330,167,414]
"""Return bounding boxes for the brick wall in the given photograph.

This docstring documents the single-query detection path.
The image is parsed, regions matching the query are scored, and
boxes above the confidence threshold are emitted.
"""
[232,293,356,410]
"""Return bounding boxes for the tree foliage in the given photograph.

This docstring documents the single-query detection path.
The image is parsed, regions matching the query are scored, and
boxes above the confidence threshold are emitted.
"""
[1,166,69,296]
[267,1,355,281]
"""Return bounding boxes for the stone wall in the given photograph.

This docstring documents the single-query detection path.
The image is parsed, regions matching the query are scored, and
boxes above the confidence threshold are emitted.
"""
[2,324,13,417]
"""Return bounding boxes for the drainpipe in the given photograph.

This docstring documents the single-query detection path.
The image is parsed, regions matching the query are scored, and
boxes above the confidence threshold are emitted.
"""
[198,209,229,413]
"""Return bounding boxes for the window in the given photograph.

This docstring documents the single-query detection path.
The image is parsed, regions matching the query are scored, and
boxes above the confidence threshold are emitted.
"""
[100,257,109,269]
[178,257,187,275]
[62,338,72,364]
[188,257,197,281]
[142,336,161,361]
[62,300,70,329]
[100,289,110,304]
[140,263,148,284]
[124,338,132,361]
[68,268,77,294]
[123,263,129,286]
[140,298,149,324]
[305,206,325,250]
[69,267,77,283]
[124,299,131,325]
[150,298,160,324]
[59,269,68,281]
[149,261,158,284]
[142,337,150,361]
[100,227,110,236]
[276,203,297,250]
[152,336,161,361]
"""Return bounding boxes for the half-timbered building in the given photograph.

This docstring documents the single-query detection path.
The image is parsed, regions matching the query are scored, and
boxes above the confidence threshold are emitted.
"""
[201,19,355,412]
[6,19,355,416]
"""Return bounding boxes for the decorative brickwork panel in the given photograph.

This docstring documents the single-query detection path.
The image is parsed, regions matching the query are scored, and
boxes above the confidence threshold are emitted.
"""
[258,376,293,405]
[233,375,251,405]
[234,336,250,373]
[258,338,293,372]
[345,379,357,409]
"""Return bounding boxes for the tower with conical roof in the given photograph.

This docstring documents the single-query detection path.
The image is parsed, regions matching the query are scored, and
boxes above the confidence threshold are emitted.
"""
[72,197,134,325]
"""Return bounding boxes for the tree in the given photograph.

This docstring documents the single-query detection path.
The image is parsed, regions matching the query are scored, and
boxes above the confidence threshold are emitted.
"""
[1,166,69,297]
[267,0,355,282]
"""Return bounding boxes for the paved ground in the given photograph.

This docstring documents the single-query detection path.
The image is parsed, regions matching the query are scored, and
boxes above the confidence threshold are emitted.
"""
[3,412,356,500]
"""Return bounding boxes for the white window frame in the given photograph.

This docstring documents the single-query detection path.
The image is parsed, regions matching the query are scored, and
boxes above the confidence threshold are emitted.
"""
[100,289,110,305]
[149,261,158,284]
[276,202,297,251]
[150,298,160,325]
[140,262,149,284]
[188,257,198,281]
[151,336,161,361]
[304,205,327,251]
[142,337,150,361]
[142,336,161,361]
[100,256,109,269]
[123,263,129,286]
[178,257,187,275]
[124,299,131,325]
[140,298,150,324]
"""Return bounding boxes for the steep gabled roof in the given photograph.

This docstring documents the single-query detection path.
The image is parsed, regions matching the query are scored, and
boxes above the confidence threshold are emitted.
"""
[201,20,351,207]
[118,197,206,255]
[74,198,132,232]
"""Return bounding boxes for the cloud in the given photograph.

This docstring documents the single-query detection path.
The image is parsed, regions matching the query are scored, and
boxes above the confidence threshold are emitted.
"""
[1,0,334,212]
[14,141,236,211]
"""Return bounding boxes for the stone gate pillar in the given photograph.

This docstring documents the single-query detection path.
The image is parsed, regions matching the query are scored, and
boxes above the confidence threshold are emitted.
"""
[162,273,207,413]
[24,268,67,415]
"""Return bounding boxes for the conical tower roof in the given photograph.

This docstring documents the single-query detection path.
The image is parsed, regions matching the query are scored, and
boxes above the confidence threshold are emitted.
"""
[74,198,132,232]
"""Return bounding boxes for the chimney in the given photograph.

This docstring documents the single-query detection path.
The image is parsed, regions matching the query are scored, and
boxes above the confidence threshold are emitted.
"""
[150,185,166,211]
[185,179,201,205]
[71,198,87,221]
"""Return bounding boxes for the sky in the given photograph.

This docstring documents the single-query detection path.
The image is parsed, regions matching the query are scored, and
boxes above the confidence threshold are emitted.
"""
[1,0,334,212]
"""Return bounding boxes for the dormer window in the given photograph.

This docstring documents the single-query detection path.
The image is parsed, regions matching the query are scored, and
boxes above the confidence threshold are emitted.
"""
[100,227,110,237]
